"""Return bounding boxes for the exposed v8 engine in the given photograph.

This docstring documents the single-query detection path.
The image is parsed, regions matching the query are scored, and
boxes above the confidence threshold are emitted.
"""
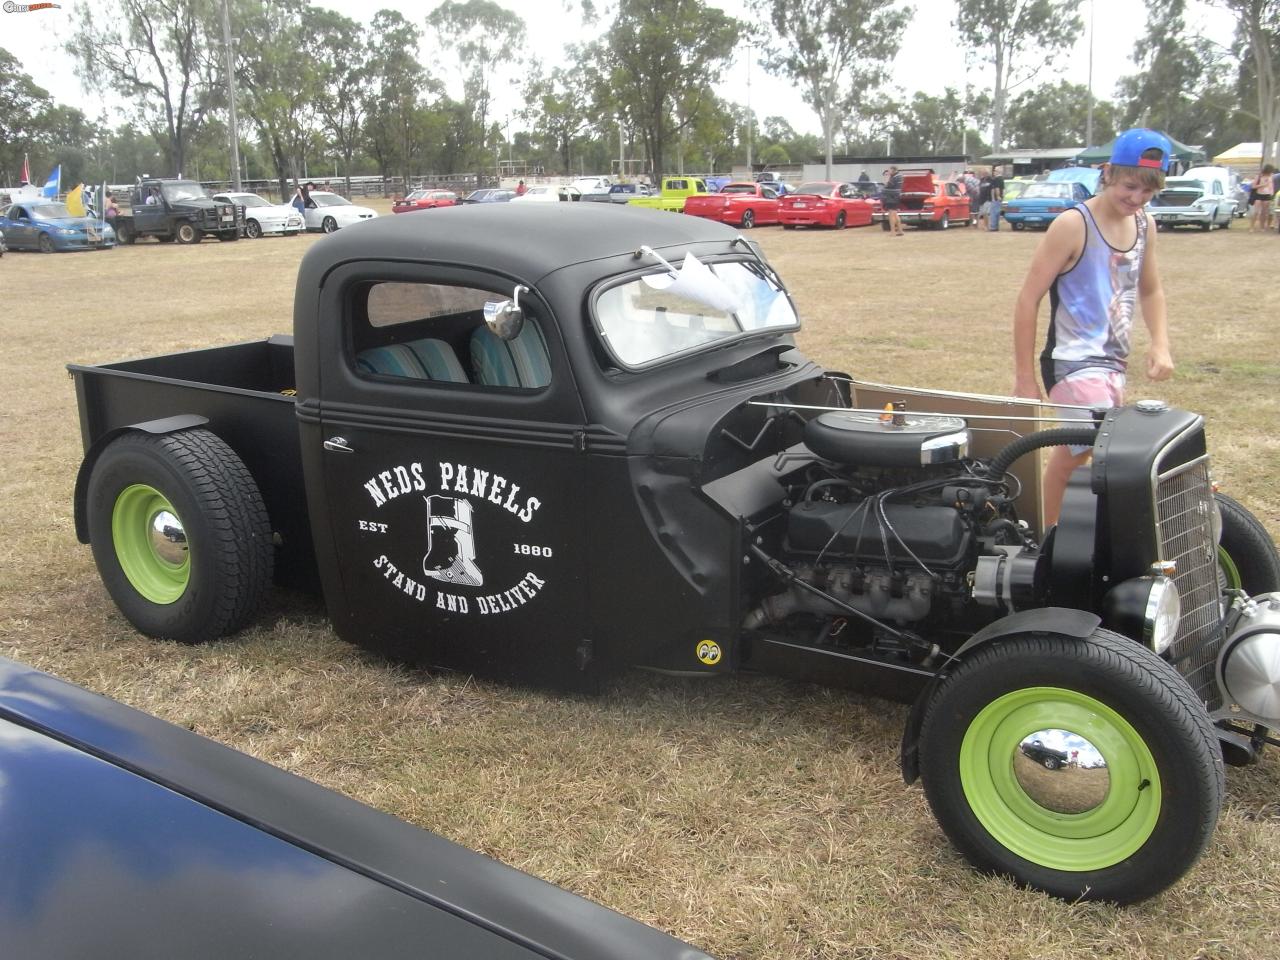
[745,409,1045,638]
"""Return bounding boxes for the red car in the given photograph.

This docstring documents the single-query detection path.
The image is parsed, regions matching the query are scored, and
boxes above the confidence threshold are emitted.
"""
[778,181,875,229]
[392,189,460,214]
[872,170,973,230]
[682,182,780,228]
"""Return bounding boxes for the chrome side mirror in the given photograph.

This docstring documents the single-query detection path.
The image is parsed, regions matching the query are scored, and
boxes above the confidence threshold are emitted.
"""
[483,284,529,341]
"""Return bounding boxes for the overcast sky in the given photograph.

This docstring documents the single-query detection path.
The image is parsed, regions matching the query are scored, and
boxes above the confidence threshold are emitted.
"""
[5,0,1239,141]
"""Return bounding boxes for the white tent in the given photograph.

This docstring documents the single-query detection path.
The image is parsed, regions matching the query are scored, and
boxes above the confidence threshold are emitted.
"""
[1212,142,1279,174]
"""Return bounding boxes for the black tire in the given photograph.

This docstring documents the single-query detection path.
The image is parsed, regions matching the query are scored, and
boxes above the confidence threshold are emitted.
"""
[1216,492,1280,594]
[834,211,847,229]
[321,216,338,234]
[175,221,201,244]
[38,232,54,253]
[116,221,136,245]
[938,212,950,230]
[1012,222,1025,231]
[918,628,1223,903]
[1043,756,1060,770]
[741,209,755,229]
[86,429,273,644]
[245,218,263,239]
[1200,219,1212,231]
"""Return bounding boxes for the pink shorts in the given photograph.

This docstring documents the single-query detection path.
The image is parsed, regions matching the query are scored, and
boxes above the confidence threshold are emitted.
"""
[1048,369,1125,454]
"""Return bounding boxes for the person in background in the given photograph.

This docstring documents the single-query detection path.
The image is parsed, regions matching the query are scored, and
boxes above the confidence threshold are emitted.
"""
[291,182,308,216]
[515,179,527,196]
[1250,164,1274,232]
[977,170,993,223]
[104,192,119,220]
[1011,128,1173,527]
[304,182,318,208]
[881,166,903,236]
[988,164,1005,231]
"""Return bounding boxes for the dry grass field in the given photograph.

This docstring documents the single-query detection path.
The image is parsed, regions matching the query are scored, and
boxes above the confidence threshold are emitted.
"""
[2,202,1278,960]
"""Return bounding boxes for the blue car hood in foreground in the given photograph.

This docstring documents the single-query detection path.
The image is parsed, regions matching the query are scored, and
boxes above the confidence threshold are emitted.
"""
[0,657,713,960]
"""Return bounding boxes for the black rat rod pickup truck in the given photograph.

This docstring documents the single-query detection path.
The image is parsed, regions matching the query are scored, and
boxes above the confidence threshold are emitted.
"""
[69,204,1280,905]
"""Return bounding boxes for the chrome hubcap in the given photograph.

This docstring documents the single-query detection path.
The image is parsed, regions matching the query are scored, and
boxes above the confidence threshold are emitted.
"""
[1014,729,1110,815]
[149,510,188,565]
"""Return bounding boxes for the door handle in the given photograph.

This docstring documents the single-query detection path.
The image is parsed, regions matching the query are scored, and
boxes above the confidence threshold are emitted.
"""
[323,436,354,453]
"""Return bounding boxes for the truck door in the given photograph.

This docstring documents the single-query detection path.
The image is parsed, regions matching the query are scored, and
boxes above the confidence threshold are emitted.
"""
[311,262,592,688]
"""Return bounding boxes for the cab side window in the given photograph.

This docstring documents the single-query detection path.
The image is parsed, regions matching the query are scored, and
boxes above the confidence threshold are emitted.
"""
[350,281,551,390]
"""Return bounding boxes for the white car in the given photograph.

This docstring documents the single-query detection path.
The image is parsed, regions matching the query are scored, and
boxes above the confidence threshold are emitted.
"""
[303,192,378,233]
[212,192,304,238]
[570,176,611,195]
[510,185,583,204]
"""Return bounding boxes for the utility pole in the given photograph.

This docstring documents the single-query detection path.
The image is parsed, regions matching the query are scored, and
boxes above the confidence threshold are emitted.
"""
[746,47,753,171]
[220,0,242,190]
[1085,0,1095,147]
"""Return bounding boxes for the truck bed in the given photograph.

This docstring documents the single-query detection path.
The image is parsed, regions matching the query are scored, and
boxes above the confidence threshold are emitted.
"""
[68,335,317,586]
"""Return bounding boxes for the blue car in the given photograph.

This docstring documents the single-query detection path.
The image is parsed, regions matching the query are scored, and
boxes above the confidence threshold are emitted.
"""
[0,200,116,251]
[1002,167,1100,230]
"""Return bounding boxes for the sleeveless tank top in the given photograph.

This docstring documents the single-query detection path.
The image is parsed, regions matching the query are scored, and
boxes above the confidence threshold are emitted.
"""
[1040,205,1147,390]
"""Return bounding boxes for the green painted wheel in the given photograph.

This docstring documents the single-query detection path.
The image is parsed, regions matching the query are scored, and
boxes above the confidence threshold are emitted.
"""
[919,628,1223,903]
[86,429,272,643]
[112,484,190,604]
[1216,492,1280,595]
[959,686,1159,871]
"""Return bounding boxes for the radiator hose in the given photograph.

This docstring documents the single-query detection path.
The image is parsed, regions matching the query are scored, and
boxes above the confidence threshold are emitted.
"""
[986,426,1099,478]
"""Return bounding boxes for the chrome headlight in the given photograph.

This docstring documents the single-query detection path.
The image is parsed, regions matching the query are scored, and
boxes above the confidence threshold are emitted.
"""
[1104,575,1181,655]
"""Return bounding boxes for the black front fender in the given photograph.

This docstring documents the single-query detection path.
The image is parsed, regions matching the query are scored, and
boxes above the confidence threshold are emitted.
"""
[899,608,1102,784]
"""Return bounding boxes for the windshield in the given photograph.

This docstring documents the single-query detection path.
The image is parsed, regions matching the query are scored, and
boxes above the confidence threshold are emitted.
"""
[594,259,799,368]
[161,181,208,202]
[312,193,350,207]
[30,202,72,219]
[794,182,836,196]
[1023,183,1073,199]
[720,184,756,195]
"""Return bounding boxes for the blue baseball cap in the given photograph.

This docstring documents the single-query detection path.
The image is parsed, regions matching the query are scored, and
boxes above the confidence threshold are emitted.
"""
[1110,128,1172,171]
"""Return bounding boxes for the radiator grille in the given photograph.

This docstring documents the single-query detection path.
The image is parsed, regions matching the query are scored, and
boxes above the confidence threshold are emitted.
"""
[1155,457,1222,708]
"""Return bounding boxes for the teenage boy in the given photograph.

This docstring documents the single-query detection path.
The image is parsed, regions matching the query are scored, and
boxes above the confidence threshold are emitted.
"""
[1011,128,1174,527]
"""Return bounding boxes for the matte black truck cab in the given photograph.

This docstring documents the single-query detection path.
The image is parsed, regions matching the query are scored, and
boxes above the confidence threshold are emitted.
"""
[69,204,1280,905]
[114,178,243,244]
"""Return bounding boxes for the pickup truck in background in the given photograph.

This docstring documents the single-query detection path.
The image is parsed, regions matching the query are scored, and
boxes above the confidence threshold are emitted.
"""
[626,176,709,212]
[67,203,1280,906]
[114,178,244,245]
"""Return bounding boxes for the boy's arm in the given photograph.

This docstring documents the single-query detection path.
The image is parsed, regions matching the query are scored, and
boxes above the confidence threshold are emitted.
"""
[1138,212,1173,381]
[1012,214,1083,399]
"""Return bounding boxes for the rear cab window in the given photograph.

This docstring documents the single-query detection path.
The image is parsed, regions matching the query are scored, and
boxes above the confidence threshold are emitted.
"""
[349,281,552,390]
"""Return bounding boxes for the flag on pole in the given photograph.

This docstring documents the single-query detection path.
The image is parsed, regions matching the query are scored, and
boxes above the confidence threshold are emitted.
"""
[21,154,31,185]
[41,164,61,198]
[66,183,86,217]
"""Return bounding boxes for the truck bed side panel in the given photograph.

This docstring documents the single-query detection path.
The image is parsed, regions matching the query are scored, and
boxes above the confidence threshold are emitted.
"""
[69,337,316,588]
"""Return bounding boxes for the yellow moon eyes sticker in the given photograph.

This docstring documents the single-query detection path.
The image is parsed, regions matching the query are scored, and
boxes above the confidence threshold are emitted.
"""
[696,640,722,665]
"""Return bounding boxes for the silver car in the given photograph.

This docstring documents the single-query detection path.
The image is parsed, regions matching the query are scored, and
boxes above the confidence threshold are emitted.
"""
[1148,176,1236,231]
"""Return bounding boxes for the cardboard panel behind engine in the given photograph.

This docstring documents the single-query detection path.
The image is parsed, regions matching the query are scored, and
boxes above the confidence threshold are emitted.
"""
[847,380,1050,537]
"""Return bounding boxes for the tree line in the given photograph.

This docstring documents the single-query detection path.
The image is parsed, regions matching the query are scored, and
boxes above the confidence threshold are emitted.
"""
[2,0,1275,203]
